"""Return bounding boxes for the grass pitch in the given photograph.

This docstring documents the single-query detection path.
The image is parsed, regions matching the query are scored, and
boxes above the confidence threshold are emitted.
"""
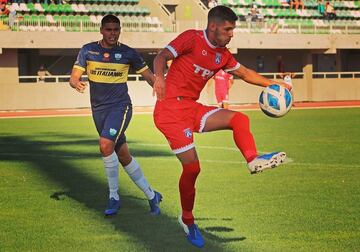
[0,108,360,251]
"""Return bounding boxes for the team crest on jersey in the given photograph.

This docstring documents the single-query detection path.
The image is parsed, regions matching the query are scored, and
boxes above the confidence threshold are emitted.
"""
[215,53,221,64]
[109,128,117,136]
[115,53,122,60]
[183,128,192,138]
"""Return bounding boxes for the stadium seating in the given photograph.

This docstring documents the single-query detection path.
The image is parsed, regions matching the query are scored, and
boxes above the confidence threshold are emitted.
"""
[3,0,360,33]
[5,0,162,32]
[218,0,360,34]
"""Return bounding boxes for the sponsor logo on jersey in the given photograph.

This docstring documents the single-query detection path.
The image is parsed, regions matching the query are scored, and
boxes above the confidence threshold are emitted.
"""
[88,51,100,55]
[193,64,214,79]
[103,53,110,61]
[183,128,192,138]
[109,128,117,136]
[115,53,122,60]
[90,68,123,77]
[215,53,221,64]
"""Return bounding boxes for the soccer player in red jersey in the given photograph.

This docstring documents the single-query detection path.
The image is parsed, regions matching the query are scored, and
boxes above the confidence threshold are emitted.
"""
[214,69,233,109]
[153,6,291,248]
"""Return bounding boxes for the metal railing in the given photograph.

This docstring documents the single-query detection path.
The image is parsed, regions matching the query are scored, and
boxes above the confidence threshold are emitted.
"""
[312,72,360,79]
[2,17,359,34]
[18,74,145,83]
[1,18,165,32]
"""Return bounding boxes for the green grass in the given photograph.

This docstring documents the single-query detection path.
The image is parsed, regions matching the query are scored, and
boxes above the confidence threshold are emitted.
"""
[0,108,360,251]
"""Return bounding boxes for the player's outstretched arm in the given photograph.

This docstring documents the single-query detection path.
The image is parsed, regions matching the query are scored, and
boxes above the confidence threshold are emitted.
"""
[69,68,87,93]
[230,65,292,90]
[140,68,156,88]
[153,48,174,100]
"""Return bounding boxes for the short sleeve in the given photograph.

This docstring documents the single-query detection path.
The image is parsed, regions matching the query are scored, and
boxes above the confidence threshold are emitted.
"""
[223,51,240,72]
[130,48,148,74]
[165,30,197,58]
[73,46,87,72]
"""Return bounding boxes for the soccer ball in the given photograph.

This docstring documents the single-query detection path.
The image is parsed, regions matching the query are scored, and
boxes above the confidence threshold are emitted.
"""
[259,84,293,118]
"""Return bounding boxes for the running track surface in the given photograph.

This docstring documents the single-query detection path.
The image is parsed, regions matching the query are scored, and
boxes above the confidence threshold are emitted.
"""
[1,101,360,119]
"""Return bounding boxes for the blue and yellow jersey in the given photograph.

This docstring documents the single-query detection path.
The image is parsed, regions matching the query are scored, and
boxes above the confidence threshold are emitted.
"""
[73,41,148,111]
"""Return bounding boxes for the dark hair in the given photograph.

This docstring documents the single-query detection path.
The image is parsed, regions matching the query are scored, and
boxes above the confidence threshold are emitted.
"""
[208,5,238,23]
[101,14,120,27]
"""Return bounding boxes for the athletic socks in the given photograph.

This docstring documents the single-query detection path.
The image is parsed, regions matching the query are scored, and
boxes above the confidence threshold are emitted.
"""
[103,151,120,200]
[123,157,155,200]
[229,112,258,163]
[179,160,201,226]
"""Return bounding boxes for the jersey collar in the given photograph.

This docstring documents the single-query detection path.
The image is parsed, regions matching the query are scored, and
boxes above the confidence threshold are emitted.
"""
[98,40,121,49]
[203,30,217,49]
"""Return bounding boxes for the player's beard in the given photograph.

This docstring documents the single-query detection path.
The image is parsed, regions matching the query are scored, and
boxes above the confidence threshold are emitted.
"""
[215,30,230,47]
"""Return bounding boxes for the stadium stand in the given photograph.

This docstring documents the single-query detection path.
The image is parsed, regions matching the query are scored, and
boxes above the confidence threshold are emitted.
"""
[1,0,359,34]
[2,0,162,32]
[219,0,360,34]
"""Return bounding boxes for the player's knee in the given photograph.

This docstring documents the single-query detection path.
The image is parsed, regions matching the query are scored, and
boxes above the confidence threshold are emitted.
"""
[99,139,114,157]
[230,112,250,131]
[182,160,201,176]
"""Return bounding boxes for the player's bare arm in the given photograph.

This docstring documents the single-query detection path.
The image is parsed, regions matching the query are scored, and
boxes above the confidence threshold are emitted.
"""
[153,48,174,100]
[69,68,87,93]
[230,65,292,90]
[140,68,156,88]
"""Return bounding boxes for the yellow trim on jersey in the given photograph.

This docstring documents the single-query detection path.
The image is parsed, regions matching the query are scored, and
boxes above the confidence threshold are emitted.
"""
[136,66,148,74]
[87,61,130,84]
[115,105,129,143]
[73,65,85,72]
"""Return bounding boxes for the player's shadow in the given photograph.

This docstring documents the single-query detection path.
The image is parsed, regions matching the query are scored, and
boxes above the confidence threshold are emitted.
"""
[0,134,246,251]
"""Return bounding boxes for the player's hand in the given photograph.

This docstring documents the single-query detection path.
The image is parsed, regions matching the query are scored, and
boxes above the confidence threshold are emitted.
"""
[74,81,88,93]
[276,81,292,91]
[153,75,166,100]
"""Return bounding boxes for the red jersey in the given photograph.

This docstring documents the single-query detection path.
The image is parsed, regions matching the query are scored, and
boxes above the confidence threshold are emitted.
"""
[165,29,240,100]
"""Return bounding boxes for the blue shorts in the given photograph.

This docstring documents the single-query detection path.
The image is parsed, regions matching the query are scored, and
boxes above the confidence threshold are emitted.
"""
[92,105,132,149]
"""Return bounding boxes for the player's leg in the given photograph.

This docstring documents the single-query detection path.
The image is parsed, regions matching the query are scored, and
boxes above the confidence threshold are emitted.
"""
[92,110,121,215]
[154,99,204,247]
[201,108,286,174]
[176,148,204,248]
[223,93,229,109]
[215,86,223,108]
[175,148,199,226]
[201,109,258,162]
[116,142,162,215]
[97,105,133,215]
[98,137,120,215]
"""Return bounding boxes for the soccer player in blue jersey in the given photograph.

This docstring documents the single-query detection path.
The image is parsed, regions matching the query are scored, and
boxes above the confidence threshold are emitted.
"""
[69,14,162,216]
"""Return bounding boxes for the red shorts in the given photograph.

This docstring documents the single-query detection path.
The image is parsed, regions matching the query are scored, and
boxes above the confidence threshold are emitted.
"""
[154,98,220,154]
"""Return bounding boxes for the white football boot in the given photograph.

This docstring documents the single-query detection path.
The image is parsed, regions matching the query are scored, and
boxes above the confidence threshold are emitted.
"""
[247,152,286,174]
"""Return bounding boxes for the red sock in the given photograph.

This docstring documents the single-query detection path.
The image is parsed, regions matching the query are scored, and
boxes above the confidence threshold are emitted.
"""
[229,113,258,163]
[179,160,200,226]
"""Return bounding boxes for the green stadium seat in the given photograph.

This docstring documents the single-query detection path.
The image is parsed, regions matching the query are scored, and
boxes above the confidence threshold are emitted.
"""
[62,4,73,13]
[27,3,36,12]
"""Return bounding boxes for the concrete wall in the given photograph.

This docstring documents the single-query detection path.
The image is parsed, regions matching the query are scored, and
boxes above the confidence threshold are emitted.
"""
[0,49,18,84]
[0,81,156,110]
[1,31,360,110]
[1,77,359,110]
